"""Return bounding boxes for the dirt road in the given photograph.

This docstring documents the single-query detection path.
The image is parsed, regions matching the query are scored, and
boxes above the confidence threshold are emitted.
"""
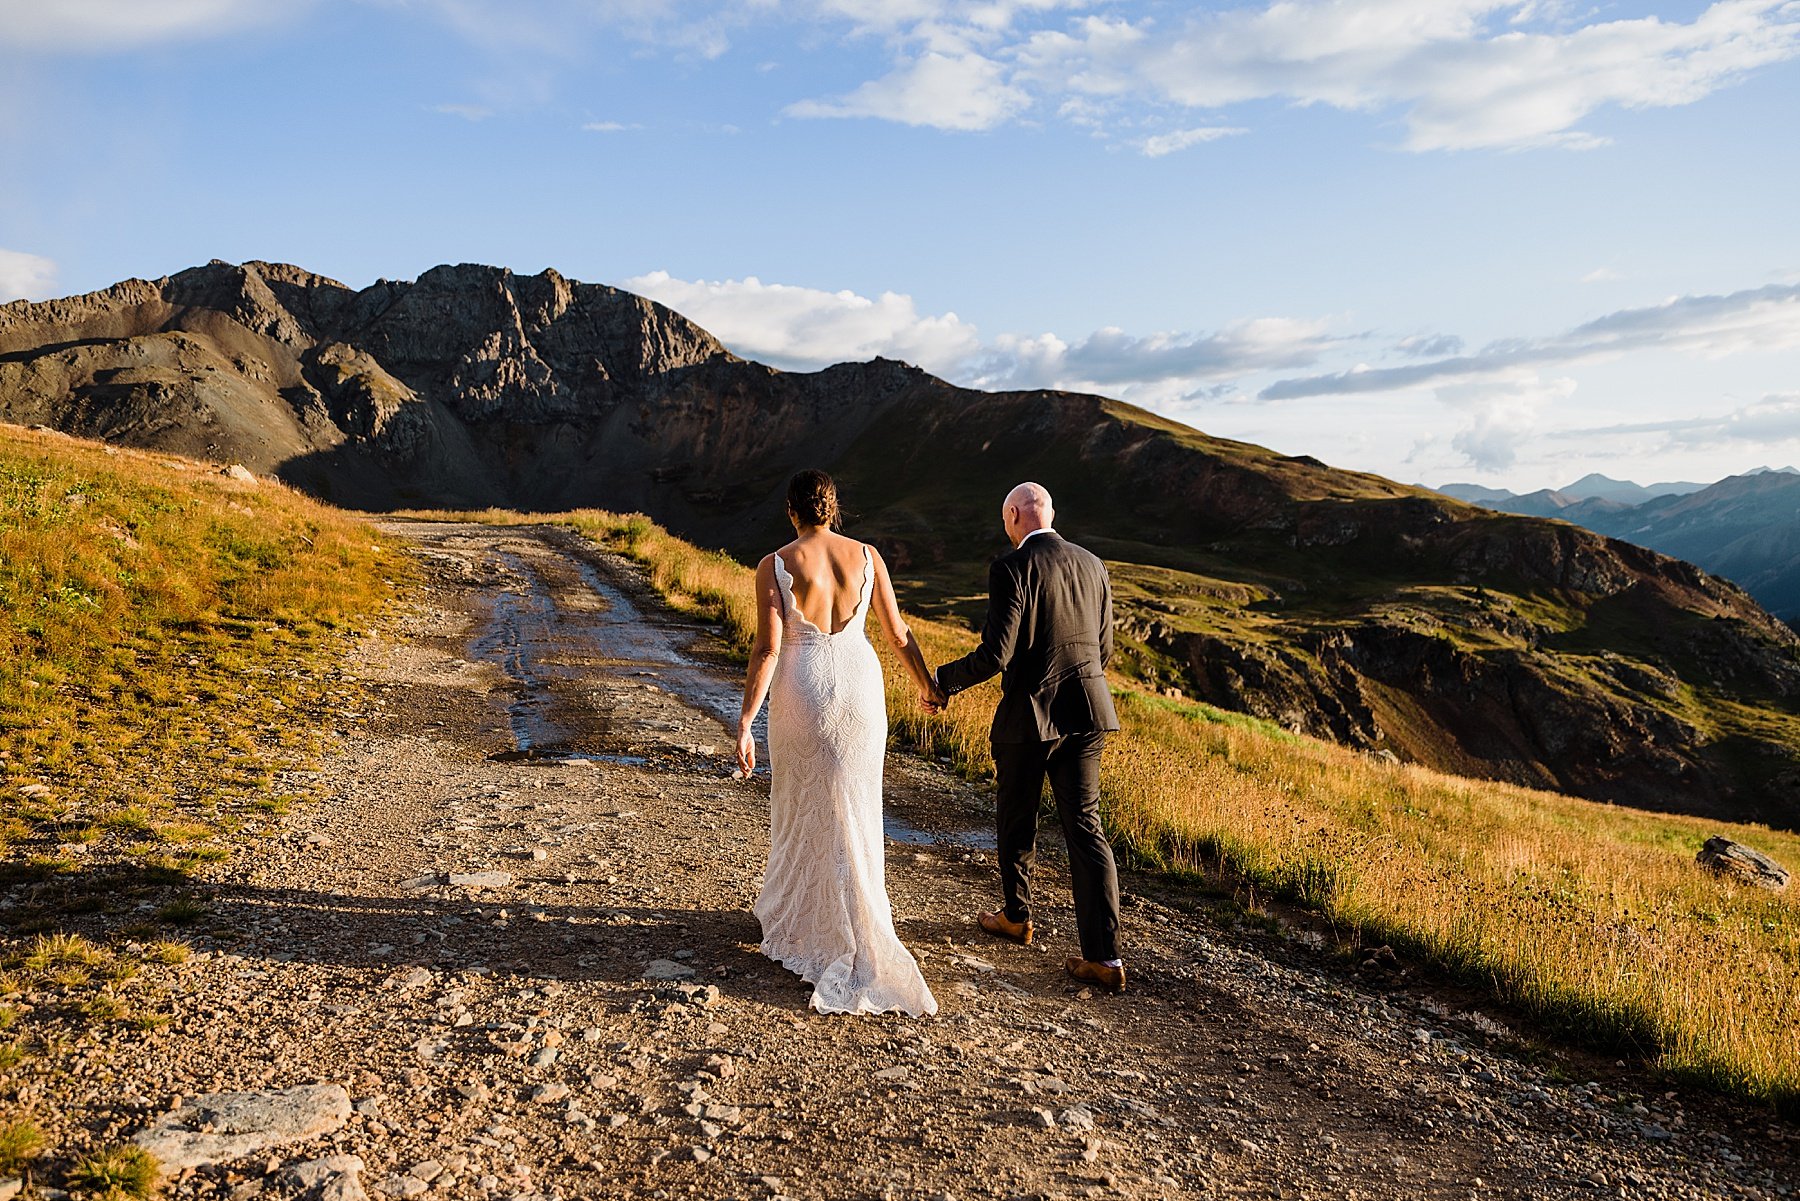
[30,523,1800,1201]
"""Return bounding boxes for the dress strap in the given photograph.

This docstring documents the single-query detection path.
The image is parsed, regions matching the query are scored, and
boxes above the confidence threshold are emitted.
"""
[772,553,796,618]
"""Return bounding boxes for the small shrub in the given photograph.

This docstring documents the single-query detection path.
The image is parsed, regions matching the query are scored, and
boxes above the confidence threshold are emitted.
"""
[152,899,206,926]
[78,993,129,1022]
[21,931,107,972]
[0,1119,44,1175]
[65,1144,161,1199]
[143,941,190,965]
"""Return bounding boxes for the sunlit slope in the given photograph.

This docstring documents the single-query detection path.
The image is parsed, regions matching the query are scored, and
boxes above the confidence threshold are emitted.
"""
[5,260,1798,822]
[0,424,397,872]
[502,507,1799,1111]
[809,383,1800,825]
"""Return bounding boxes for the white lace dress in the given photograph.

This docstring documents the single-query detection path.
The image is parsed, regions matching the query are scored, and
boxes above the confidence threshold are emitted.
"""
[753,546,938,1017]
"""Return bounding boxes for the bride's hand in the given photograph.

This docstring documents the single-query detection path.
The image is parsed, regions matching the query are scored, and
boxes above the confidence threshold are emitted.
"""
[736,723,757,776]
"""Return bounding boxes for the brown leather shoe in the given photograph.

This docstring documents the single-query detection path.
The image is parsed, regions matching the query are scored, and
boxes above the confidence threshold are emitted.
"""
[977,910,1033,945]
[1065,956,1126,993]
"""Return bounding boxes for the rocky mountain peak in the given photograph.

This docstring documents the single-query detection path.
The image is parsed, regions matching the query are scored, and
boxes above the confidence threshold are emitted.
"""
[4,260,1799,824]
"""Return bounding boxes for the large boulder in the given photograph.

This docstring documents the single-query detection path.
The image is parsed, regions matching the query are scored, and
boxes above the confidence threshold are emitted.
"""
[1695,836,1790,890]
[134,1083,352,1170]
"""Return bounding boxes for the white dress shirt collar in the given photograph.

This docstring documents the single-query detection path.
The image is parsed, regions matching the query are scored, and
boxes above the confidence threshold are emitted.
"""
[1019,527,1057,545]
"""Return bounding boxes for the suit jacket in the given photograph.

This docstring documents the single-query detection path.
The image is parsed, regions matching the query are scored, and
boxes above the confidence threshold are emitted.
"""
[936,531,1120,743]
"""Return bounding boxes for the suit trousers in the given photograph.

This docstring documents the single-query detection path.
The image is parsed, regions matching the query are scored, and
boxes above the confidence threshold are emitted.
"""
[991,732,1120,963]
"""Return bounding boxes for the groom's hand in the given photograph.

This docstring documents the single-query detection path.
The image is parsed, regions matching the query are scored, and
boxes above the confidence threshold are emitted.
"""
[920,673,949,715]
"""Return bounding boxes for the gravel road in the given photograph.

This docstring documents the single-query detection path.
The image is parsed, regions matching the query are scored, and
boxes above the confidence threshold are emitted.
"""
[22,522,1799,1201]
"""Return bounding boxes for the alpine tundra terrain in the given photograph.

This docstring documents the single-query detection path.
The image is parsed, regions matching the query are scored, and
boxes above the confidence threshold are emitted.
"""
[9,514,1798,1201]
[4,261,1800,825]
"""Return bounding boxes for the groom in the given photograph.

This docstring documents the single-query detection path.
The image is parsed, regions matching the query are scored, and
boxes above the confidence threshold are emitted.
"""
[932,482,1126,992]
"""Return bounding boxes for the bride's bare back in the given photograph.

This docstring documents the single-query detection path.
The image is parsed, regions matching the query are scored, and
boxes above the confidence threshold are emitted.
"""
[776,529,873,635]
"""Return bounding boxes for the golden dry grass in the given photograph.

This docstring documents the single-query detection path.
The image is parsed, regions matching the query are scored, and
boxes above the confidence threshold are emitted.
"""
[0,426,400,864]
[442,506,1800,1110]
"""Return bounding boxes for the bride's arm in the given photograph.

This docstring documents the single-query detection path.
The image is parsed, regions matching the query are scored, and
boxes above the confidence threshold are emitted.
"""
[868,547,943,708]
[737,555,784,774]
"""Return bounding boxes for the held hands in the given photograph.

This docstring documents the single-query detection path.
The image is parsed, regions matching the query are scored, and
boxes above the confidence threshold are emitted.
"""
[919,671,949,715]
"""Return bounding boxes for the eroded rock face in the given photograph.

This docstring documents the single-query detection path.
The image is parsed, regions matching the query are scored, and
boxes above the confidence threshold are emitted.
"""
[0,259,730,490]
[133,1083,352,1170]
[1696,837,1790,889]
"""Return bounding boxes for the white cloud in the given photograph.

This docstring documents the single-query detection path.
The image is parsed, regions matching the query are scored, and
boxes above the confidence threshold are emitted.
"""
[582,120,643,132]
[1581,267,1623,284]
[0,0,291,51]
[1013,0,1800,150]
[1262,282,1800,400]
[1138,125,1246,157]
[1080,0,1800,150]
[1437,370,1576,470]
[1564,393,1800,450]
[621,270,984,374]
[0,249,57,303]
[784,51,1028,130]
[1397,333,1466,357]
[974,318,1342,393]
[621,268,1342,403]
[291,0,1800,151]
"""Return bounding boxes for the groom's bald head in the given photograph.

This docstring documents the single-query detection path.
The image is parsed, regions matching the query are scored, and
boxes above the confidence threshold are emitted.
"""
[1002,482,1054,546]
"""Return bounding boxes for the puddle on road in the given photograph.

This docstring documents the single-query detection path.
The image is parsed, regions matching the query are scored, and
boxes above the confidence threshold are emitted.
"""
[884,814,997,850]
[462,532,990,849]
[467,543,754,760]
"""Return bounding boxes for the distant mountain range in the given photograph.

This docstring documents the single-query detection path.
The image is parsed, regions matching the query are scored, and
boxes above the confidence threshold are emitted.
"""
[1433,469,1800,620]
[5,260,1800,826]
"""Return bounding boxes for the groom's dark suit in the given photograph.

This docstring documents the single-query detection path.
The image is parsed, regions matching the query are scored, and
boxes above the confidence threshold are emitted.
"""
[936,530,1122,963]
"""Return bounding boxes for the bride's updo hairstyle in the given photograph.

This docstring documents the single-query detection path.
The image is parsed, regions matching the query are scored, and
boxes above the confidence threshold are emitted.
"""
[787,468,841,530]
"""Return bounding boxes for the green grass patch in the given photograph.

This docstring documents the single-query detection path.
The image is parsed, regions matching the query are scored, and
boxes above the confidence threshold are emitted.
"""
[0,1118,44,1175]
[0,426,402,864]
[65,1144,161,1199]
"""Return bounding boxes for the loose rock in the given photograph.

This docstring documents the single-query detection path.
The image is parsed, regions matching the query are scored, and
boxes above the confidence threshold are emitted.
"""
[134,1084,353,1171]
[1696,837,1790,889]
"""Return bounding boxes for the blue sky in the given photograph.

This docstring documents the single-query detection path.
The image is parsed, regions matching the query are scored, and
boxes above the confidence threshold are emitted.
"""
[2,0,1798,491]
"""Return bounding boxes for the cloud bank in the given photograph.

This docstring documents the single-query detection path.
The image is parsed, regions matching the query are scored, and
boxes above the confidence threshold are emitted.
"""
[1565,393,1800,450]
[86,0,1784,154]
[1262,283,1800,400]
[624,267,1359,413]
[622,268,1344,404]
[625,266,1800,479]
[785,0,1800,152]
[0,249,57,303]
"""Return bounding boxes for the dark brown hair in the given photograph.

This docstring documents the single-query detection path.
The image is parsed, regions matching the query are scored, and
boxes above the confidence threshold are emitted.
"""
[786,468,840,529]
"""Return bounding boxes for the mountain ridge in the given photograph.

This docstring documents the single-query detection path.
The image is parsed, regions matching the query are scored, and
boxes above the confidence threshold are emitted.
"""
[1432,468,1800,621]
[5,259,1800,824]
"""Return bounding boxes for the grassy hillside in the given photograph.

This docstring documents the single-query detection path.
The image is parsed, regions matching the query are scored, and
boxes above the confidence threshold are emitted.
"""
[788,386,1800,824]
[0,425,397,879]
[9,260,1798,821]
[517,508,1800,1112]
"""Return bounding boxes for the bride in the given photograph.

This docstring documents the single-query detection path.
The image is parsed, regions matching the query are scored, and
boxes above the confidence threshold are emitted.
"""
[736,469,942,1017]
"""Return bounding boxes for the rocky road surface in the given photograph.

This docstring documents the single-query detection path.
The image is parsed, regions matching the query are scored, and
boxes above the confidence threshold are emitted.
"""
[28,523,1800,1201]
